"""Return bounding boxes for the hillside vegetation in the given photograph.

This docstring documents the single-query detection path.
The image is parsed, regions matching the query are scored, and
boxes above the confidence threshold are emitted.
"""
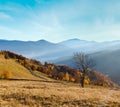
[0,55,34,79]
[0,51,120,106]
[0,52,49,80]
[1,39,120,85]
[0,51,118,88]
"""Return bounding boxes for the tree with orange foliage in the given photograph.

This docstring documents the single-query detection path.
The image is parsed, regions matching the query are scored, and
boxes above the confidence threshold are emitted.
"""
[31,65,37,71]
[65,72,69,81]
[1,70,12,79]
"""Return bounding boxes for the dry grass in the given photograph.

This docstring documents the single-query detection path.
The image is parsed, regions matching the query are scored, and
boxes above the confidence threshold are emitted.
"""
[0,54,120,106]
[0,55,40,79]
[0,80,120,107]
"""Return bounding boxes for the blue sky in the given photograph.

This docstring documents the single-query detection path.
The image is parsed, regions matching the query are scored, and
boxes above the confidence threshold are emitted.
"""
[0,0,120,42]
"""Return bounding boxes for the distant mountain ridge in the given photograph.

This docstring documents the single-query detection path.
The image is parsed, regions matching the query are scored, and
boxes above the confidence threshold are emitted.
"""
[1,38,120,62]
[0,39,120,85]
[0,39,64,61]
[1,38,120,60]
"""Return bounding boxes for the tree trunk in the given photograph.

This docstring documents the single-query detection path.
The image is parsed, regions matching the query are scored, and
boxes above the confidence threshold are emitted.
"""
[81,75,85,87]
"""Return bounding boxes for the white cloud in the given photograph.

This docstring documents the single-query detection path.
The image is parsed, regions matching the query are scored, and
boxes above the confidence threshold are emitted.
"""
[0,26,23,40]
[80,20,120,42]
[1,0,120,42]
[0,26,21,34]
[0,12,12,20]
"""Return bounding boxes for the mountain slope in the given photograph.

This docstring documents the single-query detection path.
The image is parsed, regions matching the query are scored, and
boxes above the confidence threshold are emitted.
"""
[0,52,52,80]
[1,39,120,62]
[0,39,70,62]
[91,49,120,85]
[0,39,120,85]
[58,39,120,54]
[0,54,36,79]
[54,49,120,85]
[0,51,117,87]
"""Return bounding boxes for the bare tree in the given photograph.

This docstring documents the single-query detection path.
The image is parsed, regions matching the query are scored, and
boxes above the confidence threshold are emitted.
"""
[73,52,95,87]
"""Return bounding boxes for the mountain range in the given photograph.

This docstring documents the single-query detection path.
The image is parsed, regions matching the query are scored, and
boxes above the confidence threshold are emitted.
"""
[0,39,120,85]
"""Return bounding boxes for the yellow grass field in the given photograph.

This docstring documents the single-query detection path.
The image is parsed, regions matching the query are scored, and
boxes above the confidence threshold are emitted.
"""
[0,55,41,80]
[0,54,52,81]
[0,53,120,107]
[0,80,120,107]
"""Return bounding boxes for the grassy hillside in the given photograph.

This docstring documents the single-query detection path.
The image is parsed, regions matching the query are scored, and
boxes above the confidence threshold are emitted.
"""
[0,51,118,88]
[0,51,119,106]
[0,54,40,79]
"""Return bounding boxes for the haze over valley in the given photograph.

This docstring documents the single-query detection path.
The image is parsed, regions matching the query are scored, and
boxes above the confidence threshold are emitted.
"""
[0,39,120,85]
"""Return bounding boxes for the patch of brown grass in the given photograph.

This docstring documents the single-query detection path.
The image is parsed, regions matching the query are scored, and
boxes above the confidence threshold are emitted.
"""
[0,55,41,80]
[0,80,120,107]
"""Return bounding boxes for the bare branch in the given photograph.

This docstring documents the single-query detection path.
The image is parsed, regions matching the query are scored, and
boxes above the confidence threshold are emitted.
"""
[73,52,96,87]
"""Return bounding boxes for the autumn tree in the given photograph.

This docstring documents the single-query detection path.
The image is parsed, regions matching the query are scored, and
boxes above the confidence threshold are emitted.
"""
[58,72,65,80]
[65,72,69,81]
[1,70,12,79]
[73,52,95,87]
[4,53,9,59]
[31,65,37,71]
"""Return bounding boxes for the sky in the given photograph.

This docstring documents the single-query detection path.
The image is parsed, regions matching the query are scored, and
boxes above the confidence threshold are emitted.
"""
[0,0,120,42]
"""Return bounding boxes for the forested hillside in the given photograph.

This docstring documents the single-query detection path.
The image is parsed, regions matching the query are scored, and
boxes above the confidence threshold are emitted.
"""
[0,51,117,88]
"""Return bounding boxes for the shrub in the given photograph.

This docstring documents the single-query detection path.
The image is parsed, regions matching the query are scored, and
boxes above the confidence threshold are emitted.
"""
[4,54,9,59]
[65,72,69,81]
[31,65,37,71]
[0,70,12,79]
